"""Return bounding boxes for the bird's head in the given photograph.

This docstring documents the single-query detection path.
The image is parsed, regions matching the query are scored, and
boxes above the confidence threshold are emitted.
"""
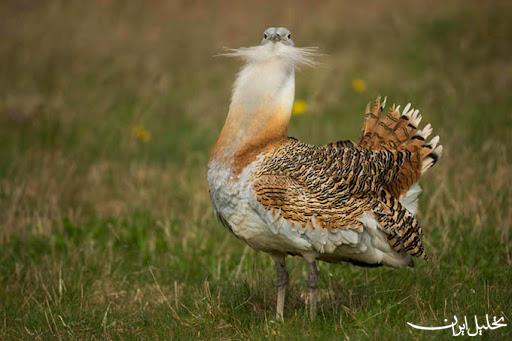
[219,27,317,67]
[261,27,294,46]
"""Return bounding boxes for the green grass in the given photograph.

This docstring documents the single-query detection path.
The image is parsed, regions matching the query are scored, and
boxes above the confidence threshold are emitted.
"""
[1,1,511,339]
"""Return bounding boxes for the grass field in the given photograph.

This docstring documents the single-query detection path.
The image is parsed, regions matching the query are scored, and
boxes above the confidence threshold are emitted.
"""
[1,1,511,339]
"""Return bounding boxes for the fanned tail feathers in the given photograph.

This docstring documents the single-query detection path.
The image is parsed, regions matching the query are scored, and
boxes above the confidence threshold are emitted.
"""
[359,97,442,197]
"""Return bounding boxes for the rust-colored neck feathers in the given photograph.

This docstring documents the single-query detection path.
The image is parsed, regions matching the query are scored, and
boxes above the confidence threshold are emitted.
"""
[211,58,295,174]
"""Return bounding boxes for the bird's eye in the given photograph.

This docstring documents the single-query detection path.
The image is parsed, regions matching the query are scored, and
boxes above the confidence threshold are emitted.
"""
[287,33,291,39]
[264,33,268,39]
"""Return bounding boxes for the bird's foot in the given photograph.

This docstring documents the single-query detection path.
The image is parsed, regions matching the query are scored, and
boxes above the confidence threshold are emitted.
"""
[306,261,319,321]
[273,255,288,321]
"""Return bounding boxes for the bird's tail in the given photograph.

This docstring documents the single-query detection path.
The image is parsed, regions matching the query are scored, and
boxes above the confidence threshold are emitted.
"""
[359,97,442,198]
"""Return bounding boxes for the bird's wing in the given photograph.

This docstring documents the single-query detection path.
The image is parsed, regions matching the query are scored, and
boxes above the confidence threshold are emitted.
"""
[252,138,428,258]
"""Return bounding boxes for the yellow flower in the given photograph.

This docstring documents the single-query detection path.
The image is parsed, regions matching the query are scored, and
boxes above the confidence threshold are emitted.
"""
[131,125,152,143]
[292,99,307,115]
[352,79,367,93]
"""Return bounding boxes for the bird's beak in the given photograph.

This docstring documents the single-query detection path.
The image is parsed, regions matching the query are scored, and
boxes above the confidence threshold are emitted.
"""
[270,33,281,42]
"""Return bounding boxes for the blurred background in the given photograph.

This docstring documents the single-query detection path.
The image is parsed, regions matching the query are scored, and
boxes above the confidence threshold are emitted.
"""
[1,0,511,339]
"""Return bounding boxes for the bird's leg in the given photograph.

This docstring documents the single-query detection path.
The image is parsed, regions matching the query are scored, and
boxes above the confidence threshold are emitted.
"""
[306,260,319,321]
[272,254,289,321]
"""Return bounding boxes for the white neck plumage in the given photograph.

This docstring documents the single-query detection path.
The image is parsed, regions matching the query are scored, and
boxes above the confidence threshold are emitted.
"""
[211,43,316,162]
[230,58,295,119]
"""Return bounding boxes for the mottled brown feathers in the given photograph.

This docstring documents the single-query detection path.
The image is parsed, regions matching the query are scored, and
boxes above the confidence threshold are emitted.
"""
[250,98,443,259]
[253,138,428,258]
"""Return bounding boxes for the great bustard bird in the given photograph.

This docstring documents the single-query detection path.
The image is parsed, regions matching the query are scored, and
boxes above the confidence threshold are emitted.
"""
[207,27,442,320]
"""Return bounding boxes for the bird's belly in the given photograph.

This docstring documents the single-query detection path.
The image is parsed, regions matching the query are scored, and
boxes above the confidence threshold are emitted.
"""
[208,159,311,254]
[226,206,309,254]
[209,183,307,254]
[208,160,411,267]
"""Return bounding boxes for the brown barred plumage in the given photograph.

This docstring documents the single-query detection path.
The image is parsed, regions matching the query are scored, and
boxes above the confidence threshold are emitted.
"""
[253,136,430,259]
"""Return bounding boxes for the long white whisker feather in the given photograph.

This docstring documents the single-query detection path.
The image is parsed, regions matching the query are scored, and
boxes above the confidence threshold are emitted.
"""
[218,45,320,67]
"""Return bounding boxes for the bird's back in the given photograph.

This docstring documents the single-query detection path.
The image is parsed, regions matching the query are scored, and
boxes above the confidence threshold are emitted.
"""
[248,99,442,265]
